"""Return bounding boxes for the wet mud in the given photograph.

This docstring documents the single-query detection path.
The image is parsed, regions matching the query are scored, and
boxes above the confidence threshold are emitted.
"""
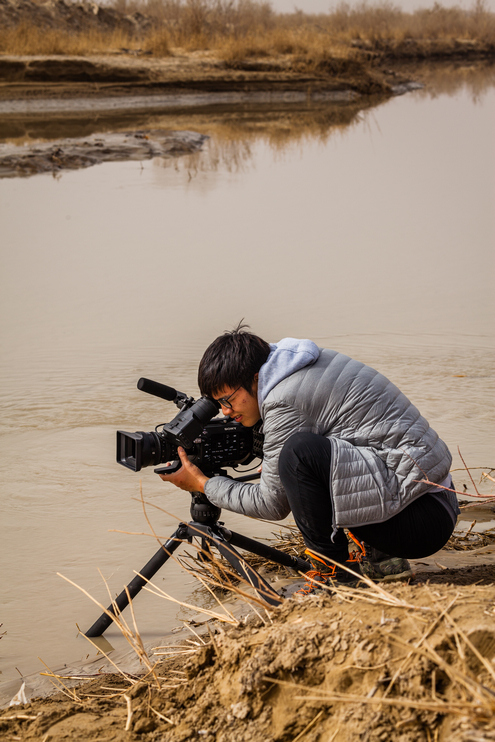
[0,95,372,147]
[0,128,207,176]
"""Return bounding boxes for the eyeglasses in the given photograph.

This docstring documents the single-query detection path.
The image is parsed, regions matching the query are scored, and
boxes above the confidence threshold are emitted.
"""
[215,385,242,410]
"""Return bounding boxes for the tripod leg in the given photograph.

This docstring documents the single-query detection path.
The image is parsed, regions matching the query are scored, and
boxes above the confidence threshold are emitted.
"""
[198,537,215,564]
[85,526,186,637]
[219,527,312,573]
[194,526,283,607]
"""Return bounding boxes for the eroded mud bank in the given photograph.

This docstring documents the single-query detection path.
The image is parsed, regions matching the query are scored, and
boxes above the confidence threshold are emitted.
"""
[0,128,207,176]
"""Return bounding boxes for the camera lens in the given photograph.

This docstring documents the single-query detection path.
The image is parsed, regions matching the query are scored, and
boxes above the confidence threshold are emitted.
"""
[117,430,165,471]
[137,431,163,469]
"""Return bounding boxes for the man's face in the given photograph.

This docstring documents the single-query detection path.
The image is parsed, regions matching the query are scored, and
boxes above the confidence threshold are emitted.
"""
[213,378,260,427]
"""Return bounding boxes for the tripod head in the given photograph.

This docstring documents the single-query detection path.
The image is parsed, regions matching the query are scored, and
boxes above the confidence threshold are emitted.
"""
[189,469,261,525]
[190,491,221,525]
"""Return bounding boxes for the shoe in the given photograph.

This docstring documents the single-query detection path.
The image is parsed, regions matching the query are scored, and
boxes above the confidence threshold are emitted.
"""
[348,533,413,582]
[295,549,364,597]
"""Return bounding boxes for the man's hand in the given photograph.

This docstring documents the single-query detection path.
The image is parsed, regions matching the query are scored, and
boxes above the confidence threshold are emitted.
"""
[157,447,209,493]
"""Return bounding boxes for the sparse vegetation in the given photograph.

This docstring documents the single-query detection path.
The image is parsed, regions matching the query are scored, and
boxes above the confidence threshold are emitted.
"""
[0,0,494,60]
[142,26,172,56]
[0,22,138,55]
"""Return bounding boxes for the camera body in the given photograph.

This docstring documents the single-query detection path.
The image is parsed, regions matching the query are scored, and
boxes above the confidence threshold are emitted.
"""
[117,417,254,474]
[116,378,257,476]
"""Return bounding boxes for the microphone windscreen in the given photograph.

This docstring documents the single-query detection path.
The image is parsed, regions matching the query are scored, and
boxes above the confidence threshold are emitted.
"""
[137,378,177,401]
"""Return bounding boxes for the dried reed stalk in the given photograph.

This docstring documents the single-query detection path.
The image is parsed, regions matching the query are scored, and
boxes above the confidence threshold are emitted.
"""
[36,657,83,703]
[134,492,283,610]
[124,694,133,732]
[390,634,495,709]
[441,611,495,685]
[292,709,324,742]
[301,550,432,612]
[58,572,158,684]
[139,573,239,624]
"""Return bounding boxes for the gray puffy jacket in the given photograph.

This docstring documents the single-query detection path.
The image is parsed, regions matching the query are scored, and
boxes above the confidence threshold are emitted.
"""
[204,339,453,529]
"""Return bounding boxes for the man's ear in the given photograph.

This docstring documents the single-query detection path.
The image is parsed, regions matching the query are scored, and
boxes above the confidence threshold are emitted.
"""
[250,373,259,395]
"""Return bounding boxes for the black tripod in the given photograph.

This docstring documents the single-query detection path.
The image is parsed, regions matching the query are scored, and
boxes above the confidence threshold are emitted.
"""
[85,485,311,638]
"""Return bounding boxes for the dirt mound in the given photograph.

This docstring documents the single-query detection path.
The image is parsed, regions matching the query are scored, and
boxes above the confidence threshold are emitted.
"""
[3,581,495,741]
[155,584,495,742]
[0,0,151,34]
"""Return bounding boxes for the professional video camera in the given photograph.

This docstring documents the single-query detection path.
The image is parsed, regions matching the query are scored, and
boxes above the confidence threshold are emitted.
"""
[116,377,261,476]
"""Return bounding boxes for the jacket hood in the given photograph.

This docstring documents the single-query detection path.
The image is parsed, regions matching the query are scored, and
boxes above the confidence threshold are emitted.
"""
[258,337,321,407]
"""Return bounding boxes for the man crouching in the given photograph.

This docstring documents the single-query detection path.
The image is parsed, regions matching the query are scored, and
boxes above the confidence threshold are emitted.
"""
[159,323,458,593]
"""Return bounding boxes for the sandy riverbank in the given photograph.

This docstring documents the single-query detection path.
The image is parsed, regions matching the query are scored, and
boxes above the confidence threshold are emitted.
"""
[0,47,416,103]
[0,48,418,175]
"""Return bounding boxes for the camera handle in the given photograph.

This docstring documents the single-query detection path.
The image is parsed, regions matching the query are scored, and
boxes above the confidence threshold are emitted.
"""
[85,477,311,638]
[154,462,182,475]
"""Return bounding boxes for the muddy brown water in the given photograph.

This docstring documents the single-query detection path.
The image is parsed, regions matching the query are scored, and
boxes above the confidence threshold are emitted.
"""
[0,64,494,706]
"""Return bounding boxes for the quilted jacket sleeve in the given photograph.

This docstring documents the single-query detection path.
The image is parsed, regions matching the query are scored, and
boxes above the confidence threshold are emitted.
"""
[204,402,307,521]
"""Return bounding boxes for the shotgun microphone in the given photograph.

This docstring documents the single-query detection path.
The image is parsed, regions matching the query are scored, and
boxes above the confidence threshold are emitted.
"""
[137,377,179,402]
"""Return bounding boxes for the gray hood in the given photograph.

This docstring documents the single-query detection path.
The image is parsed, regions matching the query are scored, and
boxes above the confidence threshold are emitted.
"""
[257,338,320,409]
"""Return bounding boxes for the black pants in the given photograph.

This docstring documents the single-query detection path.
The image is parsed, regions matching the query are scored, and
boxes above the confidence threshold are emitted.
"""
[278,432,454,564]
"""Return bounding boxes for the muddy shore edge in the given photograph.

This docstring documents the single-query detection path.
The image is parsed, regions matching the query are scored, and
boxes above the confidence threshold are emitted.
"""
[1,43,494,103]
[1,50,494,178]
[0,50,418,176]
[2,564,495,742]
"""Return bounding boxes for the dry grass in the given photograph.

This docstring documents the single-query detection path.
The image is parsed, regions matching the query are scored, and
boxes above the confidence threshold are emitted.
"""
[1,0,494,58]
[142,27,172,56]
[121,0,495,55]
[310,0,495,45]
[0,22,138,55]
[217,27,364,73]
[125,0,276,47]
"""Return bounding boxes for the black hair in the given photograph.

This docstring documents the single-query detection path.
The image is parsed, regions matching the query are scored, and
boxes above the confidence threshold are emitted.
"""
[198,321,271,398]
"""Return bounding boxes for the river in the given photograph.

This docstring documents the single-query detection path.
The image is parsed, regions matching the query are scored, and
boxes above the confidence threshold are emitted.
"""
[0,62,494,704]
